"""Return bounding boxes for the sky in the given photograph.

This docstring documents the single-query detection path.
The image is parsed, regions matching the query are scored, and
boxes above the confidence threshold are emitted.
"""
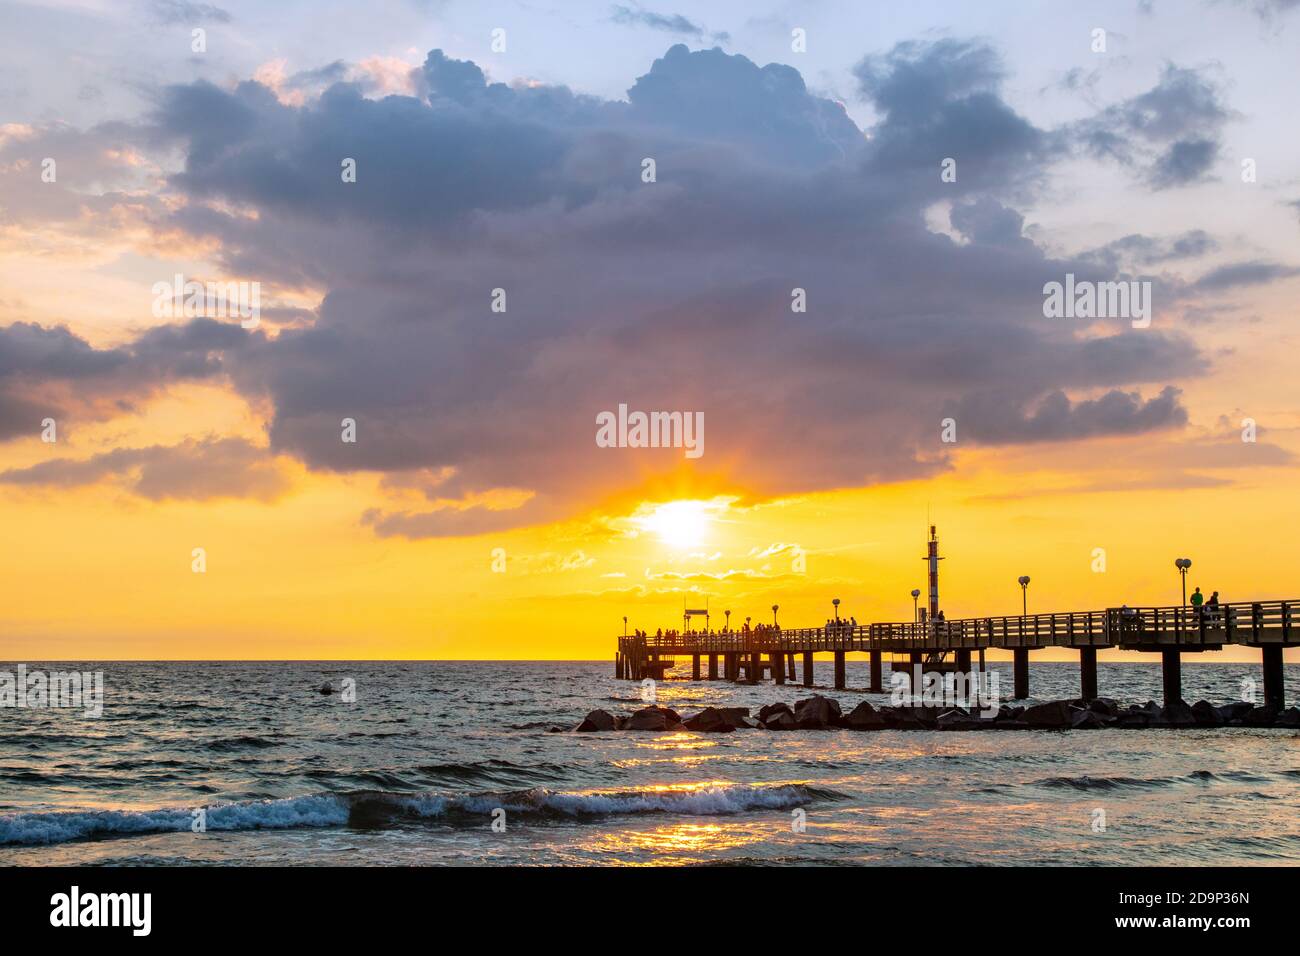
[1,0,1299,661]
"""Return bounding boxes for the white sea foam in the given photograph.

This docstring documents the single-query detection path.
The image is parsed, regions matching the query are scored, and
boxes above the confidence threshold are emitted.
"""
[0,784,821,846]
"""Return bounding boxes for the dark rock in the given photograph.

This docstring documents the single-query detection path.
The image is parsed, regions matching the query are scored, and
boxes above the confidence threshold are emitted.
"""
[1191,700,1224,727]
[1115,711,1151,728]
[318,683,334,695]
[757,702,793,722]
[573,708,617,732]
[843,701,886,730]
[995,704,1025,722]
[624,705,682,731]
[1160,701,1197,726]
[715,707,751,729]
[1275,707,1300,728]
[1217,701,1254,723]
[1023,700,1073,728]
[906,705,943,727]
[881,706,928,730]
[762,710,799,731]
[683,707,736,733]
[793,694,842,729]
[1244,706,1276,727]
[936,708,982,731]
[1071,709,1108,730]
[1088,698,1121,717]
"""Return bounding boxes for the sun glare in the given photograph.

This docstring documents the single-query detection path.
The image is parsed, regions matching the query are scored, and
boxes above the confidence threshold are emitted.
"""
[639,500,714,550]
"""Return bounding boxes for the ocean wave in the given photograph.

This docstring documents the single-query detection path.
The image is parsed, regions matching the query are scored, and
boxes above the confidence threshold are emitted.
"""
[1034,769,1243,791]
[0,783,838,847]
[1036,774,1173,791]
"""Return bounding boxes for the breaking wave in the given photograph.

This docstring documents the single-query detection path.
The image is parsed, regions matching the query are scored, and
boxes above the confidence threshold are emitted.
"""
[0,782,839,846]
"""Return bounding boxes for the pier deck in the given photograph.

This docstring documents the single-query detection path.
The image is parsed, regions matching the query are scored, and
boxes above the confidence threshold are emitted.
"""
[615,599,1298,711]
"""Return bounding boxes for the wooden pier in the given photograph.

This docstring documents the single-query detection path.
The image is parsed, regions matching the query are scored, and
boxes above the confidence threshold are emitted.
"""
[615,599,1298,712]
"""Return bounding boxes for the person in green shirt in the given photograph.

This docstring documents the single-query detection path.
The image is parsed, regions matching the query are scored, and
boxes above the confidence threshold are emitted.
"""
[1190,586,1204,621]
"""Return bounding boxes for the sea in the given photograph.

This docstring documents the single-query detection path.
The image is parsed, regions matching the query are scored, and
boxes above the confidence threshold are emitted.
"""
[2,661,1297,866]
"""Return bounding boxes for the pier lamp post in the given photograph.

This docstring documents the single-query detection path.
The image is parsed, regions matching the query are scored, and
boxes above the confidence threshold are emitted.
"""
[1175,558,1192,606]
[623,616,627,637]
[772,604,779,628]
[1018,576,1031,616]
[911,589,921,623]
[725,609,731,632]
[832,598,841,621]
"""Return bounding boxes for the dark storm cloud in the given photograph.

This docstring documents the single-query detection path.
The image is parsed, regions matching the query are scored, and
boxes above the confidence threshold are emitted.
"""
[8,42,1255,533]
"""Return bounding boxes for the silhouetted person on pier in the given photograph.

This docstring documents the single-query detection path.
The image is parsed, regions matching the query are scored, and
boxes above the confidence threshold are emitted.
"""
[1207,591,1221,625]
[1190,586,1204,620]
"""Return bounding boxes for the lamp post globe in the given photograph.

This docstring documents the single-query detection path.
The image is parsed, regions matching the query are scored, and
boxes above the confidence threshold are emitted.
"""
[1175,558,1192,605]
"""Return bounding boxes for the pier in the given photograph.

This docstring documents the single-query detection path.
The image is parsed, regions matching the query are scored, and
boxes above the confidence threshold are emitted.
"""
[616,601,1297,710]
[615,528,1296,711]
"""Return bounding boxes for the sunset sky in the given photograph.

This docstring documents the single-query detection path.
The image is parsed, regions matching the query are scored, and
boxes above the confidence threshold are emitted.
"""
[2,0,1298,661]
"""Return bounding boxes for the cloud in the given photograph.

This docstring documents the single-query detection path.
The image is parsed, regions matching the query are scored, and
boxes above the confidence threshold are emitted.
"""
[151,1,232,25]
[3,43,1218,535]
[1194,260,1300,291]
[1080,230,1218,270]
[610,5,728,42]
[854,39,1047,193]
[0,319,253,440]
[1072,64,1234,188]
[952,386,1189,444]
[0,437,293,501]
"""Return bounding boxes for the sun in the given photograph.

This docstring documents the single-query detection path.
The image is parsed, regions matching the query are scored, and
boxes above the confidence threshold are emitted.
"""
[638,500,714,550]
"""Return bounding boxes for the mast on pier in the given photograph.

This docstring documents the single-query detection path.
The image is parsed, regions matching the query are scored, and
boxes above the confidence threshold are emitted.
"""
[923,525,944,620]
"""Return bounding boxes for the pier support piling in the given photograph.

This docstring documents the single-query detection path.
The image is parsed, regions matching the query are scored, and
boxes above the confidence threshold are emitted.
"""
[1079,647,1098,702]
[1161,649,1183,708]
[802,651,814,687]
[615,653,623,679]
[773,652,785,684]
[833,651,846,690]
[1262,644,1285,712]
[708,654,718,681]
[1013,647,1030,700]
[750,652,762,682]
[787,654,796,681]
[869,650,883,693]
[692,654,700,681]
[955,649,971,673]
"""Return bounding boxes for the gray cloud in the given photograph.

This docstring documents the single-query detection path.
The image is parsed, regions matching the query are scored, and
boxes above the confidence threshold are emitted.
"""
[1072,65,1234,188]
[953,386,1188,444]
[151,1,232,25]
[1194,260,1300,291]
[610,5,728,42]
[4,43,1230,535]
[0,437,291,501]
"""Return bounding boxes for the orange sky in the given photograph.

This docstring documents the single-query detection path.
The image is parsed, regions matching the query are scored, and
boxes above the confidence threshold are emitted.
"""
[3,13,1300,665]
